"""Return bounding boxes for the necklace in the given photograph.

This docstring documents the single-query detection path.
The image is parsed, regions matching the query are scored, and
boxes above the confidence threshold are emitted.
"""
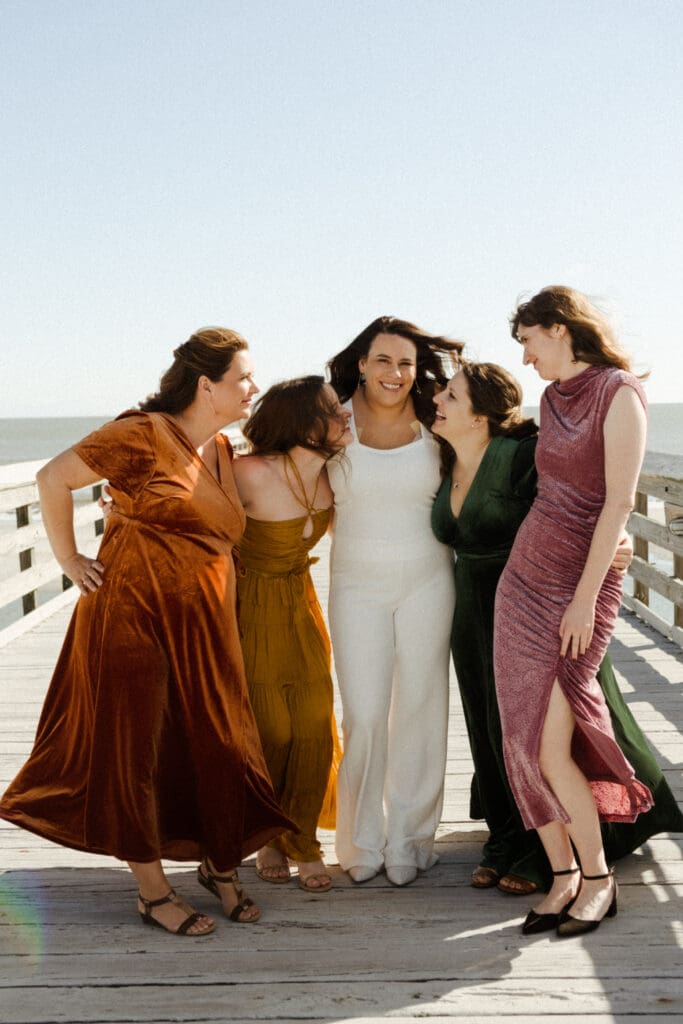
[450,439,492,491]
[283,453,321,516]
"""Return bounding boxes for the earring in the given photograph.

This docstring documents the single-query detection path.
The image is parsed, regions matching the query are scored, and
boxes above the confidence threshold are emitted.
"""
[359,372,366,386]
[413,381,422,395]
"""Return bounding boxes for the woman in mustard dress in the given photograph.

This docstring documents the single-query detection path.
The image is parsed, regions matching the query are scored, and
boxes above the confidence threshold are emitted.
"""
[233,376,352,891]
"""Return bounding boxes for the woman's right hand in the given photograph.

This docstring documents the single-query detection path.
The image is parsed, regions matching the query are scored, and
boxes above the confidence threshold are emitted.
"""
[61,553,105,594]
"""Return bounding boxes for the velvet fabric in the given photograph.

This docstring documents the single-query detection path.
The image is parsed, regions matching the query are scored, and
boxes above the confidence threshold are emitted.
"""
[494,367,653,830]
[236,510,342,861]
[0,411,293,870]
[432,434,682,887]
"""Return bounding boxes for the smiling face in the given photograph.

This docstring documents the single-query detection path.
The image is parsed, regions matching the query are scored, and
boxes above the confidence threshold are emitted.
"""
[516,322,574,381]
[431,370,476,442]
[206,349,259,425]
[358,333,417,407]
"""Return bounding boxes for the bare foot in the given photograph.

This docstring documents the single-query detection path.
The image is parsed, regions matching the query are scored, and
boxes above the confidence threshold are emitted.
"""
[200,863,261,922]
[256,847,291,883]
[138,888,215,936]
[570,875,616,921]
[297,860,333,892]
[533,869,580,916]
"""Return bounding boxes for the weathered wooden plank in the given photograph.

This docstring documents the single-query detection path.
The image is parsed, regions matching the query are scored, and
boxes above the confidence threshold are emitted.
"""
[1,976,682,1023]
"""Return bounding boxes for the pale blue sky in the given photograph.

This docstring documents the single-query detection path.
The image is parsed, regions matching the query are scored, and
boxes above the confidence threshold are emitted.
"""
[2,0,681,415]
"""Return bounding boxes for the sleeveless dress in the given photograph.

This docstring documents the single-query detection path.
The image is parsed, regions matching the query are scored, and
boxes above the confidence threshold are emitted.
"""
[327,410,454,872]
[494,367,654,829]
[0,412,292,870]
[236,509,341,861]
[432,434,682,887]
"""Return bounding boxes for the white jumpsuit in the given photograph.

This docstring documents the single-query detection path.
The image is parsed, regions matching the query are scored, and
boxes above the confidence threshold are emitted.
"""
[327,412,455,872]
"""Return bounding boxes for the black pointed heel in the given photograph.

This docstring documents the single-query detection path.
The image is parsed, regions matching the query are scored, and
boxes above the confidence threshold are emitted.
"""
[521,866,581,936]
[556,869,617,938]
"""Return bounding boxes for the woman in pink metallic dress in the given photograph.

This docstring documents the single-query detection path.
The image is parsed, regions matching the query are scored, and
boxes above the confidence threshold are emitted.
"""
[494,286,653,938]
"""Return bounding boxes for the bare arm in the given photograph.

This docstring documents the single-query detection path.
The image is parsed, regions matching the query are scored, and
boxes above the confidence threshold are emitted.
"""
[37,449,106,594]
[560,385,646,658]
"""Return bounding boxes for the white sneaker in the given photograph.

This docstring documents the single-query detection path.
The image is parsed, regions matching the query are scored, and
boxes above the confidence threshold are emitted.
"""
[386,865,418,887]
[348,865,378,884]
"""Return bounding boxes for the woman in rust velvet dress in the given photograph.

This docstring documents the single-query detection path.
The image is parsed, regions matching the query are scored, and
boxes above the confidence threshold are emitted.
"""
[0,328,293,937]
[494,287,653,938]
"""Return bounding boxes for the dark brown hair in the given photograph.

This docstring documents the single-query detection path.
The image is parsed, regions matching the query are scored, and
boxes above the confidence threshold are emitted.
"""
[510,286,636,372]
[139,327,248,413]
[243,376,345,462]
[438,361,538,476]
[327,316,463,426]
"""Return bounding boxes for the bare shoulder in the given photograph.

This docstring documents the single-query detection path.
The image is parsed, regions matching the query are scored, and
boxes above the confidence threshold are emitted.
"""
[232,454,279,504]
[605,382,647,427]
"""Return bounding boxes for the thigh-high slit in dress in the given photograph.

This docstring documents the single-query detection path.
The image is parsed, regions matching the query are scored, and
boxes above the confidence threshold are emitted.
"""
[494,366,653,830]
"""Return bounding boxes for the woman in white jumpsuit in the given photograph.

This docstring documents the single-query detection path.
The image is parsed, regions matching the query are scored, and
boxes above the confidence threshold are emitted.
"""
[327,317,462,886]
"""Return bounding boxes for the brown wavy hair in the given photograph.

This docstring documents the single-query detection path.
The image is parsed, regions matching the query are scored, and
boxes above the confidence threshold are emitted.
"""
[139,327,248,413]
[438,361,538,477]
[327,316,463,426]
[243,375,346,462]
[510,286,638,373]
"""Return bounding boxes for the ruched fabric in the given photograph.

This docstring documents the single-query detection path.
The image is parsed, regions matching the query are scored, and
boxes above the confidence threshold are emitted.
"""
[236,511,341,861]
[432,434,680,887]
[494,366,654,830]
[0,412,293,870]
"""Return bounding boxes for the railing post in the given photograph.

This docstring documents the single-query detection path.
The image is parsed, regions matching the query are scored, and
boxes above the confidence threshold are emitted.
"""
[665,502,683,629]
[632,491,649,606]
[92,484,104,536]
[16,504,36,615]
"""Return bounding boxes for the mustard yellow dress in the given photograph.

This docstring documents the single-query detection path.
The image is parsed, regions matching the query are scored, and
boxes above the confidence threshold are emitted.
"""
[236,510,341,861]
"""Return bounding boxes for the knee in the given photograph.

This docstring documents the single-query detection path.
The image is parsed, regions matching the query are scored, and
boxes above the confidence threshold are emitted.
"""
[253,709,292,754]
[342,705,387,746]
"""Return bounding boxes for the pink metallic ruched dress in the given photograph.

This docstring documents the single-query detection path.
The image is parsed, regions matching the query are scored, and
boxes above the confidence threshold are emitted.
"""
[494,365,654,830]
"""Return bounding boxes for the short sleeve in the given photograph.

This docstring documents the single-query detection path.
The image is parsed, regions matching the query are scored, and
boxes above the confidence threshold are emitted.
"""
[510,435,539,502]
[72,410,157,496]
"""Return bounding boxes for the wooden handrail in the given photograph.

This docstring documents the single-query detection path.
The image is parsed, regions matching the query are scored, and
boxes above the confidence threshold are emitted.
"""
[1,447,682,647]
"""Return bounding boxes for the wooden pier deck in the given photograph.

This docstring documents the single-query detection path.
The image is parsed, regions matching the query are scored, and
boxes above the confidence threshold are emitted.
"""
[1,539,682,1024]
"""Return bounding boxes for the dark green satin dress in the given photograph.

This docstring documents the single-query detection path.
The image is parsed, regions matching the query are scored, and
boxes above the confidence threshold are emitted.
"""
[431,434,683,888]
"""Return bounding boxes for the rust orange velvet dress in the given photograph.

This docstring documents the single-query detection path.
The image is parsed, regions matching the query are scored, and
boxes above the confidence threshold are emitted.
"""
[0,411,292,870]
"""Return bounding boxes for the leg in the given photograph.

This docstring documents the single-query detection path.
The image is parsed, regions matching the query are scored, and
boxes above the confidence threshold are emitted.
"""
[129,860,215,935]
[329,568,396,873]
[384,558,454,872]
[534,680,614,919]
[247,680,295,882]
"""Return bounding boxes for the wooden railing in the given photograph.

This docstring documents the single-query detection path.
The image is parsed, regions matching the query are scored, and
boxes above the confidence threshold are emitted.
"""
[623,451,683,648]
[1,449,682,648]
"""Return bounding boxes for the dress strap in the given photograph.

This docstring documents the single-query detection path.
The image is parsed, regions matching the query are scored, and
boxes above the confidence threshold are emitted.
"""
[283,453,321,516]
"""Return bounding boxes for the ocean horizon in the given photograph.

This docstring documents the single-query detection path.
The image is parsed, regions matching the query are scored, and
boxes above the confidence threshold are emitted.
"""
[1,404,682,466]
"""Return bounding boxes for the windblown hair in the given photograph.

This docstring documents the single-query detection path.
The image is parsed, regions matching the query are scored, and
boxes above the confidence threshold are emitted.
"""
[438,361,538,477]
[327,316,463,426]
[139,327,248,413]
[243,375,345,462]
[510,286,636,373]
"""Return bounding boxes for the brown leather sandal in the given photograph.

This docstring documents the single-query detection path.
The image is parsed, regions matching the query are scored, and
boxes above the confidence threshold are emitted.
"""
[470,866,501,889]
[138,888,215,936]
[497,873,538,895]
[197,863,261,923]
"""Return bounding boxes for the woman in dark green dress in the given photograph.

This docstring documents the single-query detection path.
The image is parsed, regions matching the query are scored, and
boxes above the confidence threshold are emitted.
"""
[430,361,683,894]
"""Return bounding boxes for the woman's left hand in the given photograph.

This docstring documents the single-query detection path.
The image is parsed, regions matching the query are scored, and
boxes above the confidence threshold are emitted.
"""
[559,595,596,659]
